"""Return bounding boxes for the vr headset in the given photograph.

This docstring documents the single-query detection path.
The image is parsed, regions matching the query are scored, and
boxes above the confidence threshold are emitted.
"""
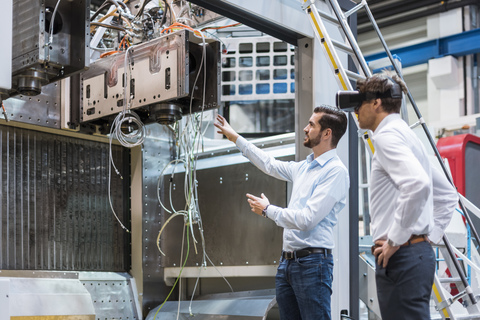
[336,77,402,111]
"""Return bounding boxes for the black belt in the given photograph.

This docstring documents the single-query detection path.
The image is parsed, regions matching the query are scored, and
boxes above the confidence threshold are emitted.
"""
[282,247,332,260]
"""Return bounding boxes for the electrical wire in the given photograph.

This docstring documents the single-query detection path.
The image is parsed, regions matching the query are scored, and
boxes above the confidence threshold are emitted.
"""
[153,223,190,320]
[200,22,242,32]
[45,0,62,61]
[152,25,235,318]
[107,44,146,233]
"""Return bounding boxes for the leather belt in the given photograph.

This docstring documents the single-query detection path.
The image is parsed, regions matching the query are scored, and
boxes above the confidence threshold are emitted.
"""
[371,234,428,254]
[282,247,332,260]
[401,234,428,246]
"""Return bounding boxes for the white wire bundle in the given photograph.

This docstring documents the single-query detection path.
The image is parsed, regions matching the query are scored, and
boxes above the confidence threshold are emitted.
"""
[108,45,146,233]
[154,28,233,319]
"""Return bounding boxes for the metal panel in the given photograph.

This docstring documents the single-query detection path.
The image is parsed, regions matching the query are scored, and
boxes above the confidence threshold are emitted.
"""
[146,289,277,320]
[2,81,62,129]
[186,0,313,45]
[11,0,89,96]
[11,0,42,69]
[0,0,12,91]
[80,30,220,123]
[140,124,293,315]
[0,278,9,320]
[9,278,95,318]
[160,160,287,267]
[0,125,130,271]
[141,123,178,315]
[79,272,140,320]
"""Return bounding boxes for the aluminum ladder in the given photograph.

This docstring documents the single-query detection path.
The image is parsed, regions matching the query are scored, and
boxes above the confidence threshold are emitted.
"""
[301,0,480,318]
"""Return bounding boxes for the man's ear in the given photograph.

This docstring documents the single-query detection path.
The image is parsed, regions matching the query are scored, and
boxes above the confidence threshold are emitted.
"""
[323,128,332,138]
[373,98,383,112]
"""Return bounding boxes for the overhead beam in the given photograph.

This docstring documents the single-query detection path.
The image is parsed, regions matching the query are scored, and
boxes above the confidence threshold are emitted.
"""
[187,0,313,45]
[366,28,480,68]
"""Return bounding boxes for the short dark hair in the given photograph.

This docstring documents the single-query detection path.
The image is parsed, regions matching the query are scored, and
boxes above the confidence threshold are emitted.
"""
[313,105,347,147]
[356,74,407,113]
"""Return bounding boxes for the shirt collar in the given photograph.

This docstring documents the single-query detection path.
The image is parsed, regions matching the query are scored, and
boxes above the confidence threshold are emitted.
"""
[307,149,337,168]
[372,113,401,138]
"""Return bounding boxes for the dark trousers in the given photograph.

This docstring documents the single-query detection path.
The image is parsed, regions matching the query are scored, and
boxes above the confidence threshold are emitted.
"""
[375,241,435,320]
[276,253,334,320]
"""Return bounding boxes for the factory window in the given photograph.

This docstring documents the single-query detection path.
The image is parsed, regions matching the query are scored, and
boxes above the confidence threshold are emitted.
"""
[256,83,270,94]
[274,69,288,80]
[239,84,253,95]
[256,69,270,81]
[222,85,235,96]
[225,99,295,136]
[239,43,253,53]
[256,56,270,67]
[222,57,236,68]
[273,42,288,52]
[256,42,270,53]
[274,55,288,66]
[273,83,287,94]
[222,71,235,82]
[239,70,253,81]
[239,57,253,67]
[220,37,295,135]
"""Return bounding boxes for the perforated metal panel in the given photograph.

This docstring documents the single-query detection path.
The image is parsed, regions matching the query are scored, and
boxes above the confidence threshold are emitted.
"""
[0,125,130,271]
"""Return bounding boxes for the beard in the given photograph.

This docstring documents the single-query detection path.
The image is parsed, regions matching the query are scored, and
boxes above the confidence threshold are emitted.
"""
[303,132,322,148]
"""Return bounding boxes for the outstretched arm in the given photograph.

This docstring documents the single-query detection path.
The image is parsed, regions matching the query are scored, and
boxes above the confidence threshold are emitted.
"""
[214,114,240,143]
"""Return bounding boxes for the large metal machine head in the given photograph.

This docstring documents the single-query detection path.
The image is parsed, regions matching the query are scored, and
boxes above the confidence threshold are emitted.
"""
[10,0,89,97]
[79,29,220,129]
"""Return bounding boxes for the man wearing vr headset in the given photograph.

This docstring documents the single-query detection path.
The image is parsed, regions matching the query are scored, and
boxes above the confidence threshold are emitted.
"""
[337,74,457,319]
[214,106,349,320]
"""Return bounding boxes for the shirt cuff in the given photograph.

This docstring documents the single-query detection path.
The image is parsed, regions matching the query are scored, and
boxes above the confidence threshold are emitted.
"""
[236,136,248,151]
[428,226,445,244]
[387,220,412,246]
[265,204,279,221]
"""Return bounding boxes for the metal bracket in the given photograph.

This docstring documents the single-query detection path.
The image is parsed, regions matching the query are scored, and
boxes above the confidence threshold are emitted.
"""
[436,290,468,311]
[301,0,316,11]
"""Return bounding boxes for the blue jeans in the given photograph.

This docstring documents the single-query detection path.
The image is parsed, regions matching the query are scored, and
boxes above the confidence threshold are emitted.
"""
[275,252,334,320]
[375,241,435,320]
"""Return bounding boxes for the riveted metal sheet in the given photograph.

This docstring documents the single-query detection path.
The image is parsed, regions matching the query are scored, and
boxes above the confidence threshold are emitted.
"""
[160,159,288,267]
[11,316,95,320]
[79,272,140,320]
[2,81,62,129]
[0,125,130,271]
[141,123,177,315]
[140,124,293,314]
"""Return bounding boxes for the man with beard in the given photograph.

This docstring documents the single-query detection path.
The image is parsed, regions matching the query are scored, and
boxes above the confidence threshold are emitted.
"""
[214,105,349,320]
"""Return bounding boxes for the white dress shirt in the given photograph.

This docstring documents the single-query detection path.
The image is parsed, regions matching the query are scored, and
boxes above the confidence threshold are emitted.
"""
[236,136,349,251]
[370,113,458,244]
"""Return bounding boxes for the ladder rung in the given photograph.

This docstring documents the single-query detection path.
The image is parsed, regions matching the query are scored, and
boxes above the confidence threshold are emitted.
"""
[345,69,365,81]
[318,10,340,25]
[343,1,366,18]
[438,277,463,283]
[331,39,354,54]
[456,315,480,320]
